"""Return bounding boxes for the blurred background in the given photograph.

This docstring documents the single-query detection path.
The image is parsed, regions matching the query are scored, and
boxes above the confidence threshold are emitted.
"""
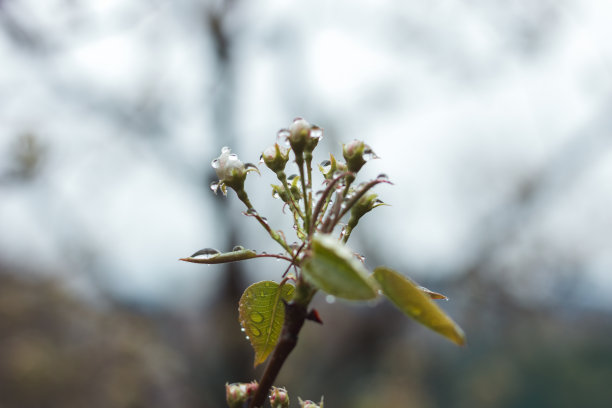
[1,0,612,407]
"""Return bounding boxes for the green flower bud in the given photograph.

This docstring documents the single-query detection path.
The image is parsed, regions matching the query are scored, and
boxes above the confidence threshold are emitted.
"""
[262,143,290,173]
[347,193,387,232]
[288,118,322,156]
[342,140,377,173]
[269,387,290,408]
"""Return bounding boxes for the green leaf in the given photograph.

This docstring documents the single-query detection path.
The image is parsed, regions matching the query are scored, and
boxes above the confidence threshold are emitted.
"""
[302,234,378,300]
[238,281,295,367]
[179,247,257,264]
[373,266,466,346]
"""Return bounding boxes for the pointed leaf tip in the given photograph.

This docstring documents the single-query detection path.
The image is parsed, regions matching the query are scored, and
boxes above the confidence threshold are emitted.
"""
[373,266,465,346]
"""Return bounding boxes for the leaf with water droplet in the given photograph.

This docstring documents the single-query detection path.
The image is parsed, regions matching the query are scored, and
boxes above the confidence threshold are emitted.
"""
[238,280,295,367]
[180,247,257,264]
[190,248,221,257]
[373,266,465,346]
[302,234,378,300]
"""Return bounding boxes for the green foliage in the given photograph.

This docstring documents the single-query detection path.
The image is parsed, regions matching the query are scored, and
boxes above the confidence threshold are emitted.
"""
[180,247,257,264]
[302,234,378,300]
[182,118,466,406]
[373,266,465,345]
[239,281,295,367]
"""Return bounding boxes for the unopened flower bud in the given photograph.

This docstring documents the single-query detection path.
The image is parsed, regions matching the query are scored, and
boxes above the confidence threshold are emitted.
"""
[225,381,258,408]
[288,118,313,156]
[342,140,377,173]
[298,397,324,408]
[262,143,290,173]
[211,147,259,197]
[269,387,290,408]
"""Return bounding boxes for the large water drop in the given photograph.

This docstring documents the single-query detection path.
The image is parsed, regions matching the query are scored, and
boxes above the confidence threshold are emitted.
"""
[190,248,221,258]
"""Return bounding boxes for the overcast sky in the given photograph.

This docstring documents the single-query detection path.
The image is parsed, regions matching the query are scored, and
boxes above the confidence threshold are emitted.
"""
[1,0,611,308]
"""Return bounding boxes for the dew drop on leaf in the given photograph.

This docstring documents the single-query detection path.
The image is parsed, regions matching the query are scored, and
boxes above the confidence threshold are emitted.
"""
[250,311,264,323]
[377,173,389,180]
[190,248,221,258]
[249,325,262,337]
[210,181,220,194]
[211,158,220,169]
[232,245,245,251]
[221,146,231,154]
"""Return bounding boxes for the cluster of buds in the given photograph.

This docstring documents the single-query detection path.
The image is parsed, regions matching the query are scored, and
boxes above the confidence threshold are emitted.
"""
[195,118,395,408]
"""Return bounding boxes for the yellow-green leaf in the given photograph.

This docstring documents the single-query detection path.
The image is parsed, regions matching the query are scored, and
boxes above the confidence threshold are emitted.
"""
[302,234,378,300]
[238,281,295,367]
[373,266,465,346]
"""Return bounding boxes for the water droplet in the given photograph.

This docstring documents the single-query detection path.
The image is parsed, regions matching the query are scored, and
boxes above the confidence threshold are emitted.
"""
[272,191,281,199]
[287,174,298,181]
[210,181,220,194]
[249,325,261,337]
[377,173,388,180]
[310,126,323,140]
[363,146,379,161]
[250,311,264,323]
[333,170,345,179]
[259,154,264,164]
[245,336,250,340]
[246,208,258,216]
[325,295,336,304]
[211,158,220,169]
[277,129,291,146]
[319,160,331,174]
[228,153,238,161]
[232,245,245,251]
[191,248,221,258]
[221,146,231,154]
[241,327,246,332]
